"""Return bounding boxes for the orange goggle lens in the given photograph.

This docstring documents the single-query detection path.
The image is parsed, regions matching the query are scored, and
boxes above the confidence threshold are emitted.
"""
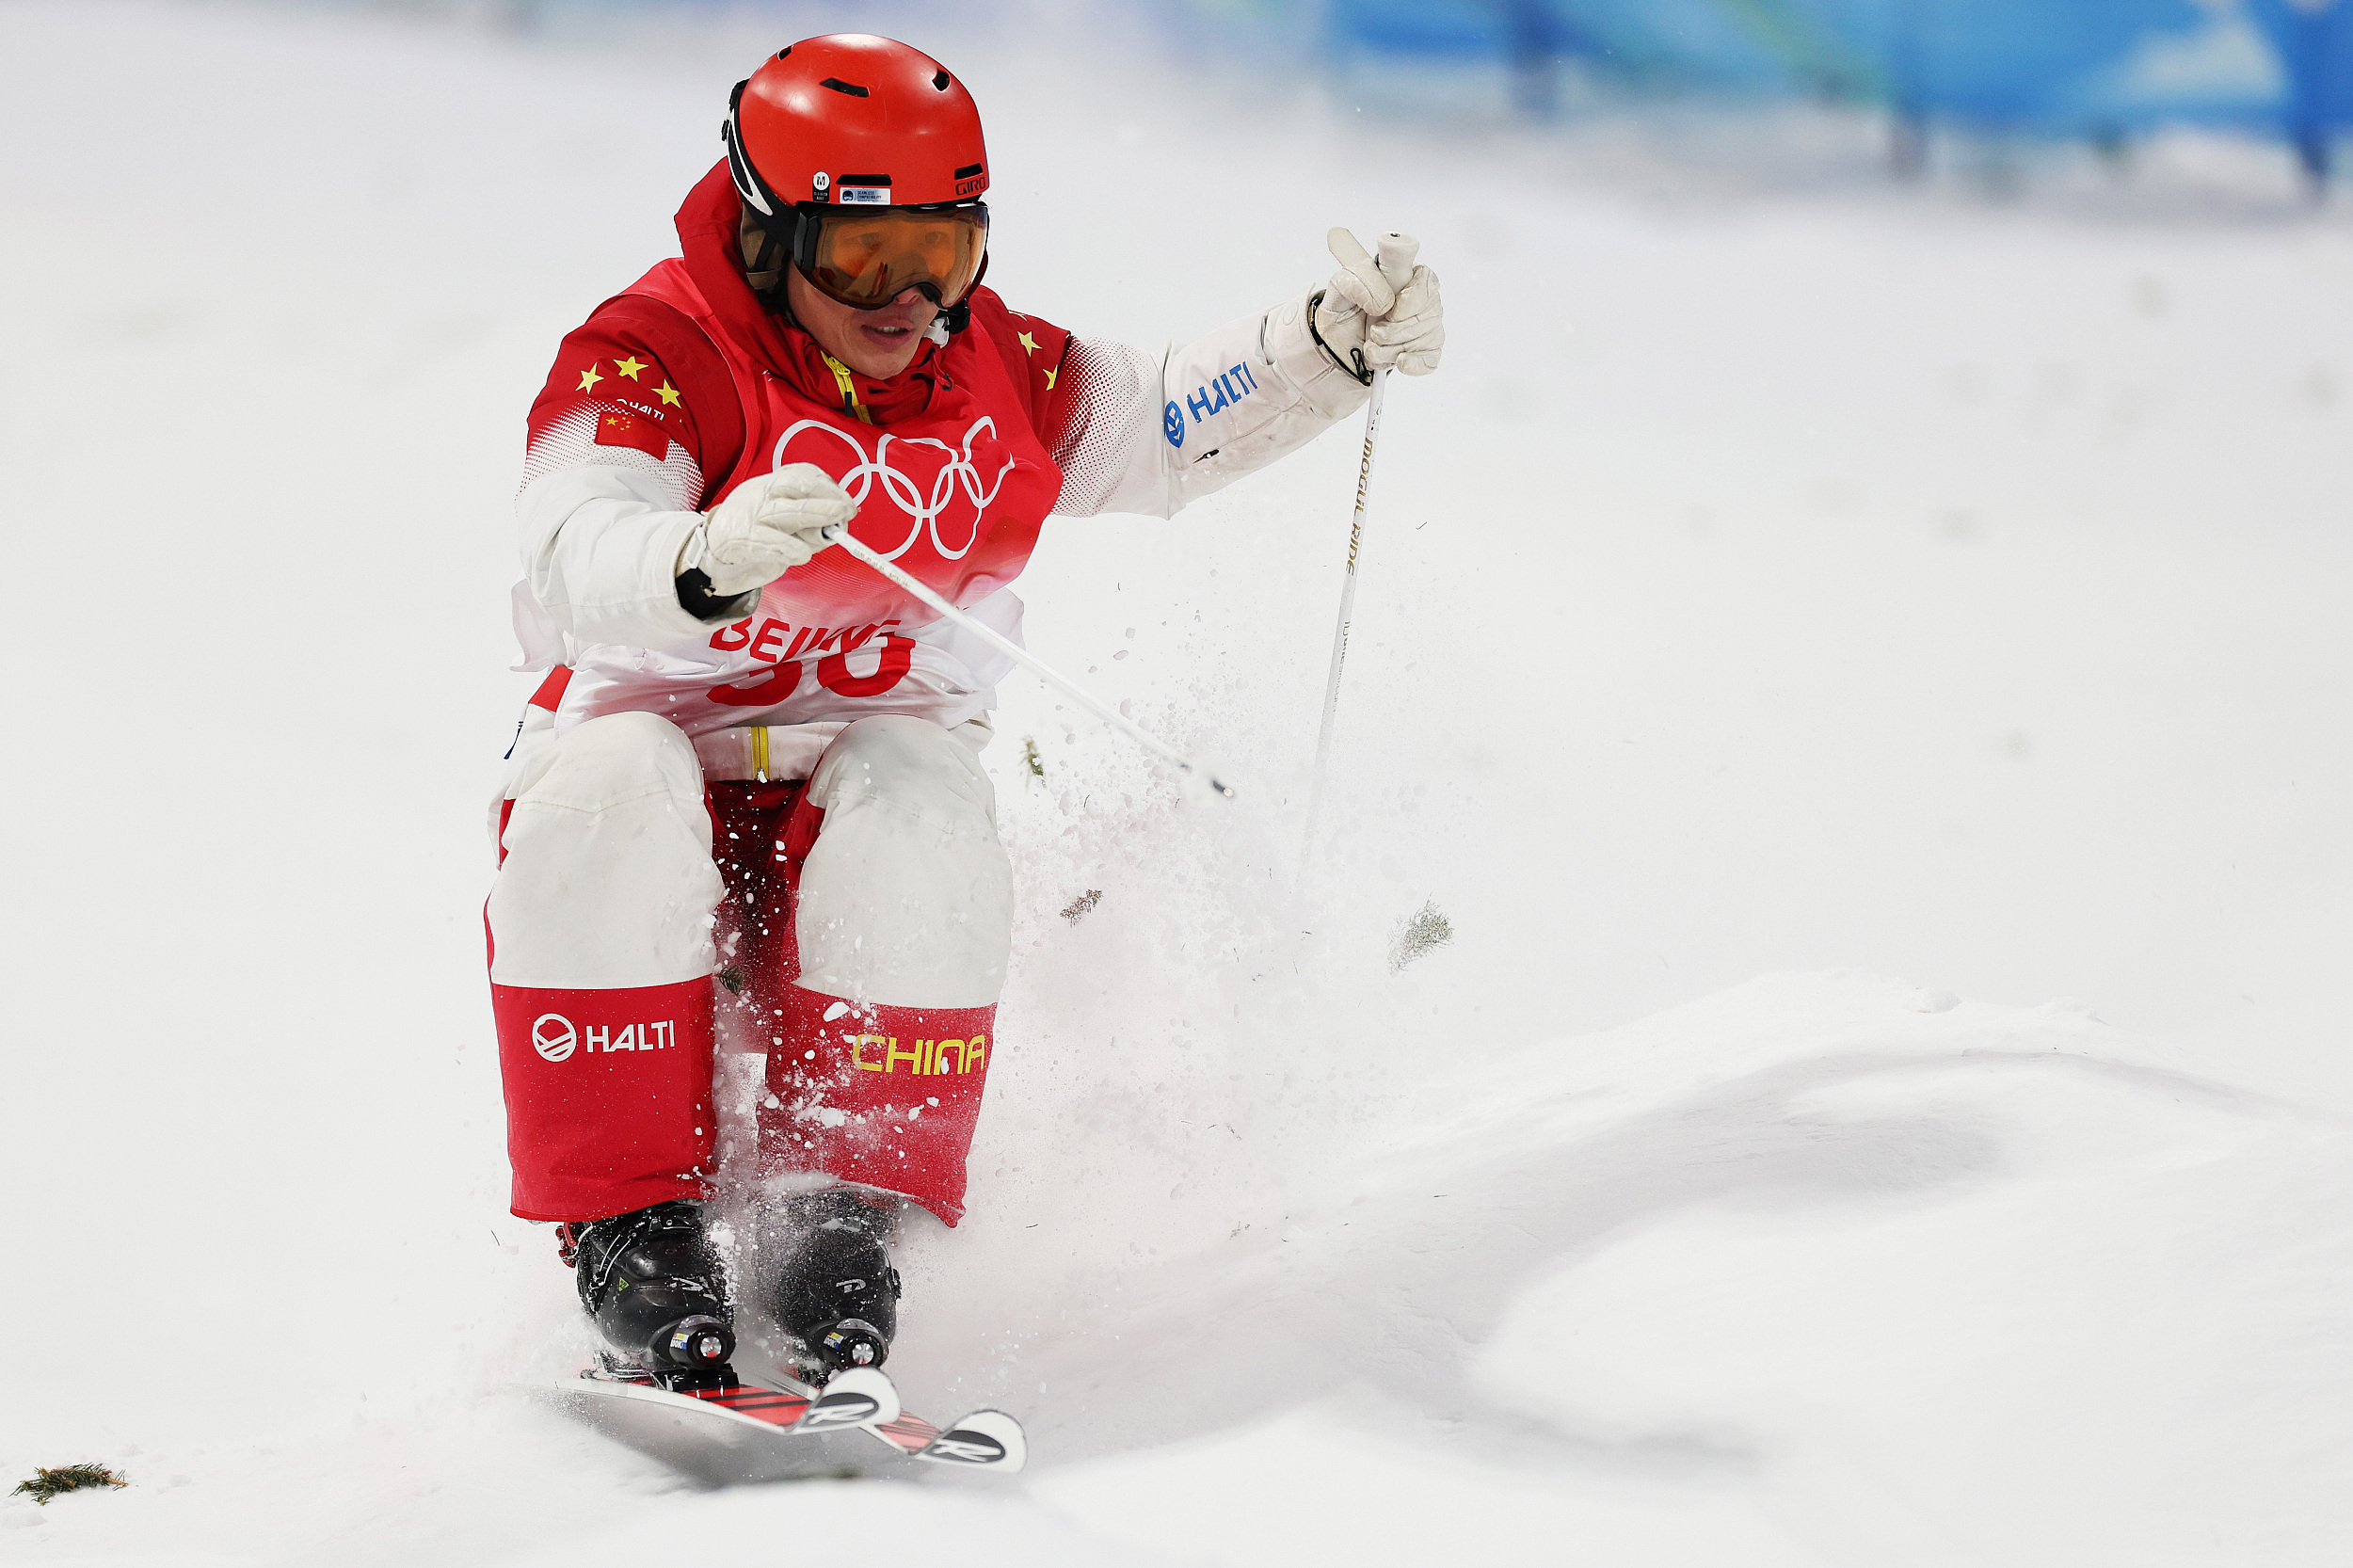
[796,202,989,311]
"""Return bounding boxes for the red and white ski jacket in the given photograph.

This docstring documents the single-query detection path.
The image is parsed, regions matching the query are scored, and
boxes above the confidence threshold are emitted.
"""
[509,160,1369,763]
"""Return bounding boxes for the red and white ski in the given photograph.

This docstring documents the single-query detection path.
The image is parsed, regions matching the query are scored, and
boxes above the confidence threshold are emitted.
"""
[761,1367,1028,1473]
[869,1406,1028,1471]
[547,1362,899,1439]
[547,1360,1025,1474]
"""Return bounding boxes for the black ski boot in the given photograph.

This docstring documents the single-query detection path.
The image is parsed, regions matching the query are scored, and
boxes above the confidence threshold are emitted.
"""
[561,1199,735,1384]
[763,1189,903,1378]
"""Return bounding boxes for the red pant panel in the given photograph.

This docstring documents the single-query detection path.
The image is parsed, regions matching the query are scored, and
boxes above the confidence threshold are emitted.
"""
[755,984,996,1227]
[710,779,810,998]
[493,977,715,1222]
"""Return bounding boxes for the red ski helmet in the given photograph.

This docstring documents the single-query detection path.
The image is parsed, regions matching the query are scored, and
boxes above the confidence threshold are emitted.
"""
[728,35,988,209]
[724,36,992,322]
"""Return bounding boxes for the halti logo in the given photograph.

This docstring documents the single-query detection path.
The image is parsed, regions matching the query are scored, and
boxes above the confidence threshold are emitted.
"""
[1181,363,1260,426]
[1161,401,1184,449]
[532,1014,576,1062]
[531,1012,679,1064]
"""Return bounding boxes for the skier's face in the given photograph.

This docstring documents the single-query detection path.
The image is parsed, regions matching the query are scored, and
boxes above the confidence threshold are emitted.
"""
[786,268,940,380]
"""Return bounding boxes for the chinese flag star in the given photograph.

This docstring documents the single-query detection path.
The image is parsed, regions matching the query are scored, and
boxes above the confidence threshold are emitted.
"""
[576,364,603,392]
[614,355,648,380]
[594,409,668,459]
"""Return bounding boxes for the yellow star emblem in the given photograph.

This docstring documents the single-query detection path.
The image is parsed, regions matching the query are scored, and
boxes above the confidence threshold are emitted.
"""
[576,364,603,392]
[655,381,681,408]
[1016,331,1038,356]
[613,355,648,381]
[1043,364,1058,391]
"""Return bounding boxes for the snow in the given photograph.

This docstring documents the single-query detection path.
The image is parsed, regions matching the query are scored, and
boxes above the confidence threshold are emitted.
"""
[4,2,2351,1562]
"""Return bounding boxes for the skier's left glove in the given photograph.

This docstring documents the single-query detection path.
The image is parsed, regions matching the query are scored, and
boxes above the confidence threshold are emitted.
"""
[1310,229,1445,384]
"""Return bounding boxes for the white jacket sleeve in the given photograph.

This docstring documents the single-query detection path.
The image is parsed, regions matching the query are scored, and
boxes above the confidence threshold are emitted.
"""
[515,408,727,653]
[1048,289,1369,520]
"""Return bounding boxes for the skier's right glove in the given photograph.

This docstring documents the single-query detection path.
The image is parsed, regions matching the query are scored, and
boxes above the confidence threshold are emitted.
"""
[678,464,859,597]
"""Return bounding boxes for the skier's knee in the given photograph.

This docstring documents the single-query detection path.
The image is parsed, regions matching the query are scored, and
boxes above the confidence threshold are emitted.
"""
[518,711,704,814]
[808,715,996,830]
[490,710,722,985]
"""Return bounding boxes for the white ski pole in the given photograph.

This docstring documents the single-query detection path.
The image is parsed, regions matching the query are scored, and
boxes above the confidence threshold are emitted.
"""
[1301,364,1392,864]
[817,523,1236,801]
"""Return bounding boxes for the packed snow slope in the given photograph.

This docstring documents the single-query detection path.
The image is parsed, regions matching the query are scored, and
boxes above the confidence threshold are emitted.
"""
[4,3,2351,1563]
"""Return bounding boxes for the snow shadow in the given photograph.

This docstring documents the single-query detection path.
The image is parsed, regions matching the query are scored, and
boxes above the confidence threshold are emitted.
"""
[978,1040,2267,1477]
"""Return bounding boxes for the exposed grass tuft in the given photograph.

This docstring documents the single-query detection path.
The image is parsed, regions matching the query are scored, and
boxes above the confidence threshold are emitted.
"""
[14,1463,127,1505]
[1388,900,1454,972]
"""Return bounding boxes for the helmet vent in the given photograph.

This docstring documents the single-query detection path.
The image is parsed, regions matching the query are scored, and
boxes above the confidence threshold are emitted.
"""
[820,77,871,98]
[776,46,791,59]
[933,70,951,89]
[953,163,984,180]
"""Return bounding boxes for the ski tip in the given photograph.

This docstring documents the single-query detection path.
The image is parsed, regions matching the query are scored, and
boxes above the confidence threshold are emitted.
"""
[917,1408,1027,1474]
[801,1365,902,1432]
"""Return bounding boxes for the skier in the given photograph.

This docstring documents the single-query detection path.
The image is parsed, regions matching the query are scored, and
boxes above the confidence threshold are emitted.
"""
[490,33,1445,1385]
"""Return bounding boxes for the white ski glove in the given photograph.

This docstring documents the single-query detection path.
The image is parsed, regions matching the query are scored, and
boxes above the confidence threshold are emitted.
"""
[1312,229,1445,381]
[678,464,858,596]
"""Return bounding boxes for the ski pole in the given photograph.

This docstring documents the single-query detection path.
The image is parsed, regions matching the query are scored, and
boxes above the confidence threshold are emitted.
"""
[817,523,1236,801]
[1300,363,1392,864]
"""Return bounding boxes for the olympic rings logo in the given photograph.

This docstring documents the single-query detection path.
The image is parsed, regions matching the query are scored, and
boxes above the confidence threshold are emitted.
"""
[773,416,1016,563]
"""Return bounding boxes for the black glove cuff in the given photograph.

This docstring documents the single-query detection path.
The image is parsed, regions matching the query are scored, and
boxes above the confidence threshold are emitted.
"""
[677,568,759,624]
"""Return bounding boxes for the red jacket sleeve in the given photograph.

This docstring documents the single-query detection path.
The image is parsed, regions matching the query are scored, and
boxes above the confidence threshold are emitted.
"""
[523,296,744,509]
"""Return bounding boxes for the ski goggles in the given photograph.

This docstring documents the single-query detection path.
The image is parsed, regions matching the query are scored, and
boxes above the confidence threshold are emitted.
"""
[791,200,989,312]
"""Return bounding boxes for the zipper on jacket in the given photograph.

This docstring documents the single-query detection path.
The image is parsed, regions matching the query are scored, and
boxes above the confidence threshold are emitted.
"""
[821,353,874,424]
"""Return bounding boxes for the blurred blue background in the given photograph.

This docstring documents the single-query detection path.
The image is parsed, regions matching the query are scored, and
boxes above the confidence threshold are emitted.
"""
[1240,0,2352,180]
[312,0,2353,185]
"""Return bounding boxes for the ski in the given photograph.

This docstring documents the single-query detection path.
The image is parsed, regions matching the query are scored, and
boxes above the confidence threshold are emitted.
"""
[543,1358,1023,1474]
[546,1361,898,1441]
[760,1367,1028,1473]
[871,1406,1028,1472]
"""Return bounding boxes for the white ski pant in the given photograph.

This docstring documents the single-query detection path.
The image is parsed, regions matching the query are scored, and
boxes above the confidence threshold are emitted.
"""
[487,712,1013,1223]
[490,711,1011,1003]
